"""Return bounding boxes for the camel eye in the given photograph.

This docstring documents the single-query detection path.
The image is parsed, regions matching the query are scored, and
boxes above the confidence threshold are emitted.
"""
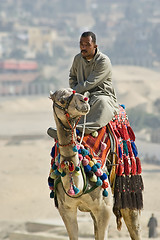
[60,99,65,105]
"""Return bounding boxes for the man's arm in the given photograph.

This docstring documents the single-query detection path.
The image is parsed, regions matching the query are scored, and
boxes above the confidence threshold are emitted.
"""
[71,57,112,94]
[69,57,78,89]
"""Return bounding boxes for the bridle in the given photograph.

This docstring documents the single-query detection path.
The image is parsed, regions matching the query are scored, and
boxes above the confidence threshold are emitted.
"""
[53,90,81,147]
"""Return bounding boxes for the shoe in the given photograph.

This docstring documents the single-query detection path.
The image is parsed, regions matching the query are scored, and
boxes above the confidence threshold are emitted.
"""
[47,127,58,139]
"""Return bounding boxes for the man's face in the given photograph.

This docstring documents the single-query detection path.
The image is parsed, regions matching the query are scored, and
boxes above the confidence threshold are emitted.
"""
[80,36,97,60]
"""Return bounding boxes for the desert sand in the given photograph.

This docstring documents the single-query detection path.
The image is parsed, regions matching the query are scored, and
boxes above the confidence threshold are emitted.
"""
[0,66,160,239]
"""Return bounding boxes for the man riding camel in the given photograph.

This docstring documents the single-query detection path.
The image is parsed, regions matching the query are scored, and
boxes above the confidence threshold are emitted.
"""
[48,31,119,138]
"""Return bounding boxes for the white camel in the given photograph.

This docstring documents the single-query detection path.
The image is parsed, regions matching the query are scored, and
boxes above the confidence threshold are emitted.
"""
[48,88,142,240]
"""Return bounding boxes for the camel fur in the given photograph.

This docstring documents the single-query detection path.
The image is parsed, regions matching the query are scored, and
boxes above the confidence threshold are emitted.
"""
[49,88,142,240]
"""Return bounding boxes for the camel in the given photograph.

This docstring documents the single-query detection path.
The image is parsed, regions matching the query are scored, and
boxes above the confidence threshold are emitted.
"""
[48,88,142,240]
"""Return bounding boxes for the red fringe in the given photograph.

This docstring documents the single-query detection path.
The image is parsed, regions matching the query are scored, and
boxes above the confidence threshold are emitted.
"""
[122,124,129,140]
[136,157,142,174]
[124,155,130,175]
[127,126,136,141]
[127,140,133,158]
[130,157,137,175]
[114,129,121,138]
[117,162,123,176]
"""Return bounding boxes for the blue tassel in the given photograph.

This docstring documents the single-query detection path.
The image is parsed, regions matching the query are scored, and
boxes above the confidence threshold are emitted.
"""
[100,173,108,181]
[54,169,61,176]
[81,149,89,157]
[118,144,122,158]
[96,177,102,186]
[92,165,98,173]
[131,141,138,157]
[84,165,91,172]
[73,185,80,194]
[103,189,108,197]
[52,163,57,170]
[50,191,54,198]
[120,104,125,109]
[95,162,101,169]
[75,166,80,171]
[72,146,78,152]
[51,145,55,158]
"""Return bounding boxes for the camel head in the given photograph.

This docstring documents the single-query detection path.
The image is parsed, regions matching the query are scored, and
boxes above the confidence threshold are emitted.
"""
[50,88,90,119]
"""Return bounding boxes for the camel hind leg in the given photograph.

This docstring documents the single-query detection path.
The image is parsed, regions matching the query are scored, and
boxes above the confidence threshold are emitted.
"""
[121,208,141,240]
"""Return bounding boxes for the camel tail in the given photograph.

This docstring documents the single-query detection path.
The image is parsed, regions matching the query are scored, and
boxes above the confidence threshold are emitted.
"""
[113,207,123,231]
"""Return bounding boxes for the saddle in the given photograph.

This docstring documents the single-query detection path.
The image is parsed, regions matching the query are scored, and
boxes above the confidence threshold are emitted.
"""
[48,105,144,210]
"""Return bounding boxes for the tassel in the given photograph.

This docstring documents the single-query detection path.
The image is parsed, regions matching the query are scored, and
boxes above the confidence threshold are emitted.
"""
[73,185,80,194]
[130,157,137,175]
[124,156,130,175]
[117,163,123,176]
[117,126,124,139]
[136,157,142,174]
[118,144,122,158]
[127,141,133,158]
[122,124,129,140]
[103,189,108,197]
[50,190,54,198]
[50,145,56,158]
[127,126,135,141]
[114,129,121,138]
[68,185,75,195]
[123,140,128,156]
[131,141,138,157]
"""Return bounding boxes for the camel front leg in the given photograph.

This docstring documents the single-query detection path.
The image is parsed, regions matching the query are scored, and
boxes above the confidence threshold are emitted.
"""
[90,204,112,240]
[121,208,141,240]
[58,203,78,240]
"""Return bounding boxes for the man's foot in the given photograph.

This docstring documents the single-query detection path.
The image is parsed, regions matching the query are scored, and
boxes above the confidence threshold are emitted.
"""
[47,127,58,139]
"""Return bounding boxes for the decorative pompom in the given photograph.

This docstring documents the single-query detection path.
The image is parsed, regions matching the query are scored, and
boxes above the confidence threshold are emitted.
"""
[75,171,80,176]
[72,90,76,94]
[84,165,91,172]
[50,172,57,179]
[92,131,98,138]
[90,174,97,182]
[136,157,142,174]
[82,159,89,166]
[76,129,80,135]
[75,166,80,171]
[50,190,54,198]
[127,126,135,141]
[95,162,101,169]
[78,154,83,161]
[131,141,138,157]
[101,142,107,150]
[96,177,103,186]
[72,146,78,152]
[92,165,98,173]
[95,168,103,177]
[124,156,130,176]
[100,173,108,181]
[89,161,94,167]
[81,148,89,157]
[84,97,88,101]
[103,189,108,197]
[102,180,109,189]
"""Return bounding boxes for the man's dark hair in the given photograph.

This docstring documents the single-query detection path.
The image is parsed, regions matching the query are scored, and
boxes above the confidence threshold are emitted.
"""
[81,31,96,43]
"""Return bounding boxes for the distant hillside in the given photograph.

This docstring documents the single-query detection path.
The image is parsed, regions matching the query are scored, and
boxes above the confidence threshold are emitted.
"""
[113,65,160,114]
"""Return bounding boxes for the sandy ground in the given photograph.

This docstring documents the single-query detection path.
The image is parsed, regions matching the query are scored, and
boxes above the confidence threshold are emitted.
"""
[0,85,160,239]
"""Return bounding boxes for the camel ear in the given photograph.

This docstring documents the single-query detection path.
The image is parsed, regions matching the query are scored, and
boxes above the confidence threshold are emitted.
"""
[49,91,55,101]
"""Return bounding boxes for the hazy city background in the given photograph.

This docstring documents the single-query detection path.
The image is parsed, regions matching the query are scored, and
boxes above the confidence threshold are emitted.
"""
[0,1,160,239]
